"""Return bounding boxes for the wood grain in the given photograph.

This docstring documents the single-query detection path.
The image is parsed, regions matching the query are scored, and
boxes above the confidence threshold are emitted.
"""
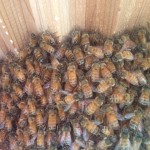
[0,0,150,56]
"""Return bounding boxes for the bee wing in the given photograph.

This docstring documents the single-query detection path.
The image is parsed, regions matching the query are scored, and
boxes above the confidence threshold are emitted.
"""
[83,129,89,142]
[124,113,134,120]
[116,113,125,121]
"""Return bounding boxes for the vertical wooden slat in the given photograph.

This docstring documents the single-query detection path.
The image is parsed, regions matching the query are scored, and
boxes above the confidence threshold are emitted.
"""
[75,0,86,29]
[68,0,76,31]
[0,2,19,49]
[114,0,137,33]
[2,0,23,48]
[20,0,38,35]
[85,0,99,30]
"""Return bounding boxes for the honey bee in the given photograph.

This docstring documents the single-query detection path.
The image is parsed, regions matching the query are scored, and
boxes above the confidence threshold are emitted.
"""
[81,33,90,50]
[110,87,130,104]
[41,31,55,44]
[28,116,37,135]
[144,107,150,119]
[40,95,48,107]
[17,101,26,111]
[1,63,9,74]
[94,109,105,125]
[48,109,57,130]
[100,63,112,78]
[36,109,44,127]
[97,78,115,94]
[73,138,86,149]
[84,55,94,70]
[120,69,139,86]
[125,88,137,106]
[99,125,114,137]
[51,69,61,80]
[58,105,66,121]
[104,39,114,57]
[139,87,150,106]
[87,46,104,59]
[10,92,20,104]
[133,52,144,68]
[1,73,10,89]
[59,123,72,146]
[106,105,119,129]
[71,119,82,137]
[27,97,36,116]
[71,30,81,45]
[23,129,32,148]
[46,131,53,148]
[25,58,35,75]
[129,107,143,130]
[80,79,93,98]
[69,101,78,116]
[42,68,53,83]
[115,128,131,150]
[13,83,24,98]
[18,47,30,61]
[0,108,6,127]
[85,96,104,115]
[55,46,66,60]
[80,116,99,135]
[32,76,44,97]
[89,31,101,45]
[115,50,134,61]
[7,100,17,114]
[64,81,74,93]
[134,70,147,85]
[34,61,41,75]
[138,29,147,44]
[64,94,78,106]
[67,63,77,87]
[97,136,117,150]
[65,49,75,62]
[29,33,38,47]
[24,78,33,96]
[91,62,100,82]
[73,47,84,65]
[0,129,7,144]
[9,134,18,150]
[18,113,27,128]
[5,115,12,131]
[140,57,150,71]
[34,48,43,62]
[1,91,10,106]
[71,141,81,150]
[120,34,136,50]
[16,129,24,146]
[132,131,143,150]
[40,41,55,54]
[53,93,61,104]
[104,58,116,74]
[8,64,15,77]
[50,76,61,94]
[13,64,25,82]
[50,56,64,72]
[37,129,45,148]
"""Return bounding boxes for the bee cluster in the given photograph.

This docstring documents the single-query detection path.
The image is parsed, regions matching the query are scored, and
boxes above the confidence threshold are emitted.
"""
[0,28,150,150]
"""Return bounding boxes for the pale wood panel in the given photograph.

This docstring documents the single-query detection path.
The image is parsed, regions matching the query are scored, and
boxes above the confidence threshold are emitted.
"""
[0,0,37,52]
[0,0,150,57]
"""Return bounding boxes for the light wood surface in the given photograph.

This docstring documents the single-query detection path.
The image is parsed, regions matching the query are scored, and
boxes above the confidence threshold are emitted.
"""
[0,0,150,57]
